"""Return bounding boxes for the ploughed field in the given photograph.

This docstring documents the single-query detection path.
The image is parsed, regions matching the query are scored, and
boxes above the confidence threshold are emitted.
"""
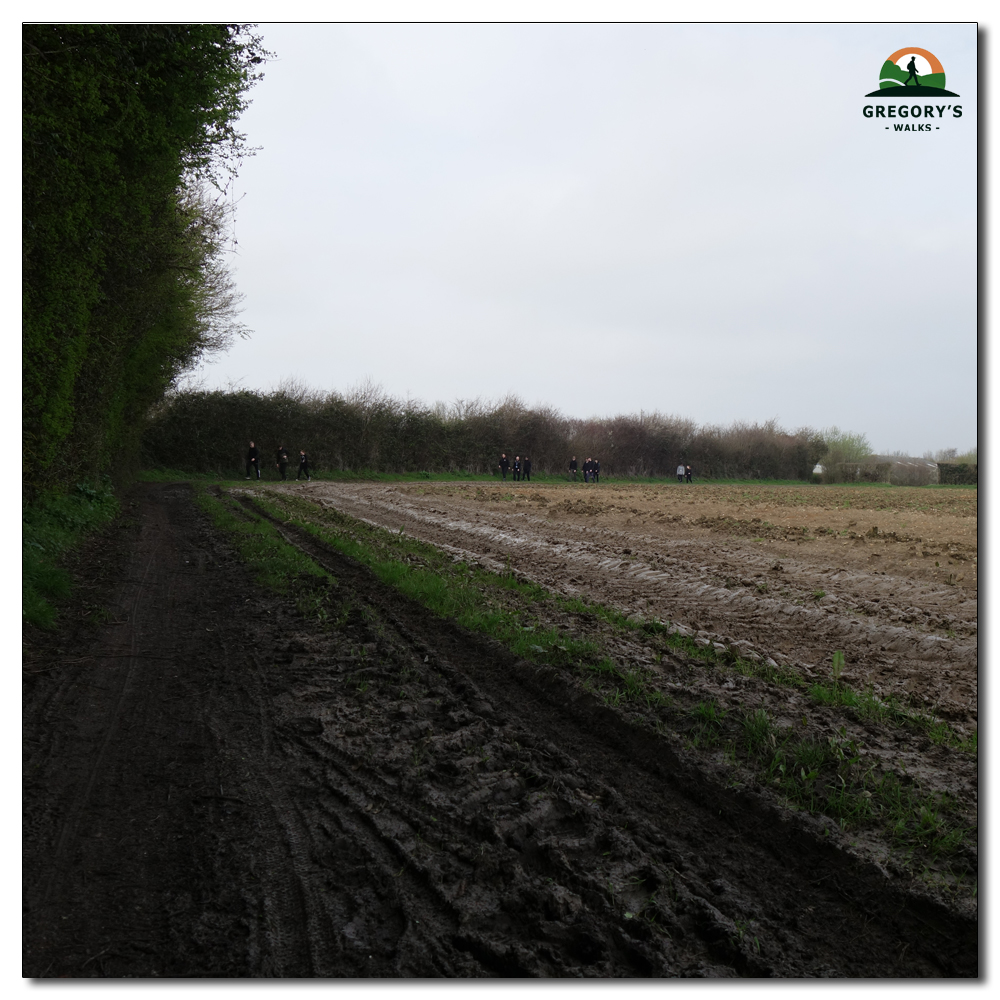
[295,480,977,726]
[23,480,977,977]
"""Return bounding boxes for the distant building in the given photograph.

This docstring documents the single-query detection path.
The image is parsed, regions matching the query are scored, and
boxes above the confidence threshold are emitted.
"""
[852,456,939,486]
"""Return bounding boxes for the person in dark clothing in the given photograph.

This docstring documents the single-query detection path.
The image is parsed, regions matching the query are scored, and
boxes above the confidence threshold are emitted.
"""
[499,453,510,481]
[276,444,289,481]
[296,450,311,481]
[685,464,692,483]
[523,456,532,481]
[513,455,521,482]
[569,456,578,481]
[584,457,593,483]
[246,441,260,479]
[593,458,600,483]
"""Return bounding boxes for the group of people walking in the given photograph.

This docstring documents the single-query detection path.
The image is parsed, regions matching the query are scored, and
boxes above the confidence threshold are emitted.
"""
[497,453,693,483]
[498,453,532,481]
[568,456,600,482]
[245,441,311,481]
[246,441,691,484]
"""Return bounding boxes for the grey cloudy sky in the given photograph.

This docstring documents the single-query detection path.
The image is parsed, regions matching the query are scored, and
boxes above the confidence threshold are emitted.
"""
[189,21,978,456]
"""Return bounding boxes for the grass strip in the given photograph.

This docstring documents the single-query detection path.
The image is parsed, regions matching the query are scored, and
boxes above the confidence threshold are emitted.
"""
[806,678,977,753]
[686,698,972,862]
[23,479,120,629]
[243,491,599,670]
[194,487,336,621]
[564,597,975,754]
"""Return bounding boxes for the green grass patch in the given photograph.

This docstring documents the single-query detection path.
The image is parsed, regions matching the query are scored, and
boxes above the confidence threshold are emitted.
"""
[143,467,578,485]
[559,596,803,689]
[137,469,249,483]
[23,479,120,629]
[243,491,601,672]
[736,715,970,859]
[690,699,728,747]
[807,652,975,753]
[194,487,335,622]
[682,700,965,856]
[583,658,670,710]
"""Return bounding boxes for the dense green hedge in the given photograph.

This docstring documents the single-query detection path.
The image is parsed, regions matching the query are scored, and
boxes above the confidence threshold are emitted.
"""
[937,463,978,485]
[142,386,828,481]
[23,24,267,494]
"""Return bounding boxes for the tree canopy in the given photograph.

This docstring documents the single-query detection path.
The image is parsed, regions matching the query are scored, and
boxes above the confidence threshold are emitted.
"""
[23,24,268,493]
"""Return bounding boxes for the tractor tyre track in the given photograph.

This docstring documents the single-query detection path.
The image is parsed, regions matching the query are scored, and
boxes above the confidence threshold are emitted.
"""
[22,483,977,977]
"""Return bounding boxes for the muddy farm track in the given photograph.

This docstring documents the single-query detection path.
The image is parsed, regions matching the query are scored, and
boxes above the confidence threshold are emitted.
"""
[23,481,977,977]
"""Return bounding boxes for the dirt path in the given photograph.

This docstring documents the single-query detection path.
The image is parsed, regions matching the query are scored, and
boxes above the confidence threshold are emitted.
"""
[23,482,977,977]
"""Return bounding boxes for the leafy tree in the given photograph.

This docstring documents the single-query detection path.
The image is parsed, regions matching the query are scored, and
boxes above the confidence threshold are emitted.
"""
[22,24,268,492]
[817,427,873,482]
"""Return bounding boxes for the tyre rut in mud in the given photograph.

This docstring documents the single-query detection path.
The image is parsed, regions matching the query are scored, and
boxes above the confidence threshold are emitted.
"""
[22,484,976,976]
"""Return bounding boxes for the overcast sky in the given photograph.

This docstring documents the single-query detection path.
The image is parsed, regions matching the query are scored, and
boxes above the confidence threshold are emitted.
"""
[187,22,978,457]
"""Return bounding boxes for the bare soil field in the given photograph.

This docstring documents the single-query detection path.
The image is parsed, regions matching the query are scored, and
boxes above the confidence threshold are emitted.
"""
[23,480,977,977]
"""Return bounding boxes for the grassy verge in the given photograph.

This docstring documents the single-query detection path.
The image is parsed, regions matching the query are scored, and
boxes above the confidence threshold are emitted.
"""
[689,699,969,862]
[144,468,578,485]
[552,597,975,753]
[139,469,248,483]
[141,467,976,490]
[573,611,976,861]
[805,677,977,754]
[23,479,119,629]
[243,491,600,669]
[194,487,337,621]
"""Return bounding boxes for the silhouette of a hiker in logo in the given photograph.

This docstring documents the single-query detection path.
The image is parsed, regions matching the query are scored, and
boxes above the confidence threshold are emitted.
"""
[904,55,920,86]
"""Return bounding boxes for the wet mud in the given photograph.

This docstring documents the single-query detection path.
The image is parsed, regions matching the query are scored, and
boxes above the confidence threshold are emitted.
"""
[23,481,978,977]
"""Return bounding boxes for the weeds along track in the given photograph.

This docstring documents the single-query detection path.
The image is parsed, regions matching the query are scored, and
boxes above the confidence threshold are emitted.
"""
[23,483,977,977]
[233,488,975,975]
[278,481,977,729]
[260,483,977,877]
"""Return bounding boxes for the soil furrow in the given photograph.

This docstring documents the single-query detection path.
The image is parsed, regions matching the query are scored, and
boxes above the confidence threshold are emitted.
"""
[289,482,976,726]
